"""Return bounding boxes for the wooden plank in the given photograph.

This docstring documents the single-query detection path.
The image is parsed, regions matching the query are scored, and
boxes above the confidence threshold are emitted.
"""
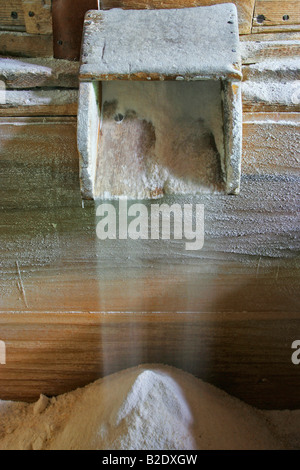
[1,245,299,314]
[241,34,300,64]
[0,117,80,210]
[241,31,300,117]
[253,0,300,28]
[242,113,300,176]
[0,104,77,117]
[0,308,299,408]
[242,60,300,113]
[243,101,300,113]
[0,25,26,32]
[243,111,299,122]
[243,62,300,81]
[0,0,25,28]
[22,0,52,35]
[0,31,53,57]
[52,0,98,60]
[253,24,300,34]
[100,0,256,35]
[253,1,300,33]
[240,31,300,42]
[0,89,78,116]
[0,58,79,89]
[0,115,298,253]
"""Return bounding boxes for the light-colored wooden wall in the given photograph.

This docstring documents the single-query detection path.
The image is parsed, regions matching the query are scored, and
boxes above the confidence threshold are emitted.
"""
[0,1,299,407]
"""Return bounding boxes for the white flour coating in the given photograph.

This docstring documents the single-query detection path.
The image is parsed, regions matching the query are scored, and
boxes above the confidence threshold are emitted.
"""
[96,81,225,198]
[243,81,299,106]
[240,40,300,64]
[245,58,300,74]
[0,57,79,88]
[242,59,300,107]
[0,365,298,451]
[4,89,78,106]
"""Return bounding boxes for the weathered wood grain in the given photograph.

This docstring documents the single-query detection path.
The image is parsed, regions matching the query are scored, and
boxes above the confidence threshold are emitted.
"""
[253,0,300,34]
[0,117,80,210]
[0,58,80,89]
[52,0,98,61]
[0,89,78,116]
[100,0,256,35]
[241,32,300,113]
[243,113,300,175]
[0,31,52,57]
[22,0,52,35]
[0,308,299,408]
[242,61,300,113]
[241,31,300,41]
[0,25,26,32]
[241,33,300,64]
[0,0,25,28]
[243,101,300,113]
[253,0,300,29]
[253,24,300,34]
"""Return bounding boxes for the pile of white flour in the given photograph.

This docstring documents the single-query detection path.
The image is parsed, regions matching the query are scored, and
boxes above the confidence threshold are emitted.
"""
[0,365,299,450]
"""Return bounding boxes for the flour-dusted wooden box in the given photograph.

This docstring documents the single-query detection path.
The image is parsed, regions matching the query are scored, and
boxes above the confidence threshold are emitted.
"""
[78,5,243,199]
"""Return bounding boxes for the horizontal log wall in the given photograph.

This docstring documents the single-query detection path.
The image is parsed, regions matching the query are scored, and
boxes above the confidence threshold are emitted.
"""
[0,0,299,408]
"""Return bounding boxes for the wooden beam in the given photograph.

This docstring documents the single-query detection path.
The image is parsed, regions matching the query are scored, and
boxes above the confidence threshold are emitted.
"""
[52,0,98,60]
[0,89,78,116]
[242,59,300,113]
[0,31,53,57]
[242,113,300,175]
[253,0,300,28]
[0,117,79,210]
[0,309,299,408]
[253,24,300,34]
[22,0,52,35]
[243,101,300,113]
[0,58,79,89]
[241,32,300,64]
[0,0,25,28]
[253,0,300,33]
[240,31,300,41]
